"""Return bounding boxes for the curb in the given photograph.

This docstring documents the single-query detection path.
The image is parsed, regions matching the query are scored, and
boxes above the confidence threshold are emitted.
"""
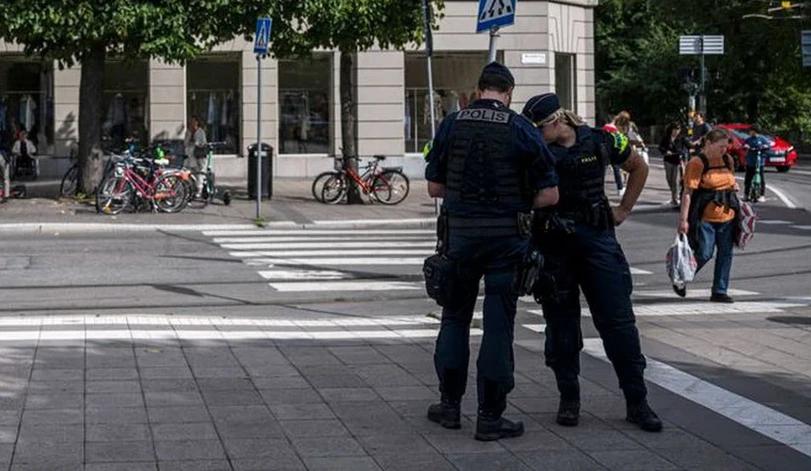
[0,218,439,234]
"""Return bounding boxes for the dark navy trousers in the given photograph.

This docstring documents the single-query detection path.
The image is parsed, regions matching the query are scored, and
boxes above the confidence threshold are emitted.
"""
[434,233,527,417]
[536,223,648,403]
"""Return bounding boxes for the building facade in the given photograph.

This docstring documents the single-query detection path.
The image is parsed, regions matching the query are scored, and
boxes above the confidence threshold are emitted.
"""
[0,0,598,179]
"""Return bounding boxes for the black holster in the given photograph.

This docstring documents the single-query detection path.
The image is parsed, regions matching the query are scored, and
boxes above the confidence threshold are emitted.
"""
[424,209,455,306]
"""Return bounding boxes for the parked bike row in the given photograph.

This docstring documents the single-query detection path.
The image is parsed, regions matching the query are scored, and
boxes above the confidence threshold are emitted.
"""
[59,141,232,215]
[310,155,410,205]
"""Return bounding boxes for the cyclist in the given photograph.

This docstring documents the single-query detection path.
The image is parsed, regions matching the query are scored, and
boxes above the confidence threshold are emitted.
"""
[743,127,769,202]
[184,116,207,198]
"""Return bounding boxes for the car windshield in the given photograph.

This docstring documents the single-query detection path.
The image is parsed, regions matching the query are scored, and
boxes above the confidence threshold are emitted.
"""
[730,128,775,143]
[728,129,749,140]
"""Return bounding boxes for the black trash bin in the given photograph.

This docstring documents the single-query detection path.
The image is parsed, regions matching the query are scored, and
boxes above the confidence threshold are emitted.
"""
[247,143,273,200]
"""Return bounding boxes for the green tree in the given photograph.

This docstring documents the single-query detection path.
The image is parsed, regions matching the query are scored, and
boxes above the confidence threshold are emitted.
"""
[596,0,811,139]
[271,0,444,203]
[0,0,276,193]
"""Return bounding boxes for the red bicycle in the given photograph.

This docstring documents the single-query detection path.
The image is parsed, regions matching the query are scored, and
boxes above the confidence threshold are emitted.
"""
[321,155,410,205]
[96,156,189,215]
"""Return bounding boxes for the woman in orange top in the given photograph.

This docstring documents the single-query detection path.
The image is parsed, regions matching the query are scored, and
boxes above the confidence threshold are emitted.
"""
[676,129,739,303]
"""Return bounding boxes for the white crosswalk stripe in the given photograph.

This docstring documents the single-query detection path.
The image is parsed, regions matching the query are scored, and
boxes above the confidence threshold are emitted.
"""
[205,227,656,295]
[0,314,475,344]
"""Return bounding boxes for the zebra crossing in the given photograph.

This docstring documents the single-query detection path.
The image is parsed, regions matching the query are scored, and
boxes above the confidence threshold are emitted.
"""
[205,227,436,293]
[204,227,657,294]
[202,227,806,339]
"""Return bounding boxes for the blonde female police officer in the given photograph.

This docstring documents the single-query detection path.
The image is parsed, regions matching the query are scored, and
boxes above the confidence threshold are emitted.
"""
[521,93,662,432]
[424,63,559,441]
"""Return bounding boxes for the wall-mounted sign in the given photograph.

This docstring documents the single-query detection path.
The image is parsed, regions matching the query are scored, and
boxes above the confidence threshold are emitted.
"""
[521,52,547,65]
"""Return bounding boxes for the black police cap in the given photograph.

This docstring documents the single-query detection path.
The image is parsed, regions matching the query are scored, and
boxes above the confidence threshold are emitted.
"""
[480,62,515,88]
[522,93,560,123]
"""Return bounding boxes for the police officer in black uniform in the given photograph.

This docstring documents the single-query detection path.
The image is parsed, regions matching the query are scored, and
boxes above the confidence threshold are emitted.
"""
[424,63,559,441]
[521,93,662,432]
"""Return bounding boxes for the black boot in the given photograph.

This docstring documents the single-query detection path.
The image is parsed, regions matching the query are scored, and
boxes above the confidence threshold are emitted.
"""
[475,413,524,441]
[626,400,663,432]
[427,399,461,430]
[556,398,580,427]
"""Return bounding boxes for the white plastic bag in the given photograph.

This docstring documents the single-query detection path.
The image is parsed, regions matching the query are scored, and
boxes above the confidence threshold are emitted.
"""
[736,201,757,250]
[666,234,697,284]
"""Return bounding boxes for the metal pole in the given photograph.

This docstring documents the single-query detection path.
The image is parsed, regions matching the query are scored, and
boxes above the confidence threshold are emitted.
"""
[422,0,440,215]
[256,55,262,219]
[699,35,706,116]
[488,26,500,63]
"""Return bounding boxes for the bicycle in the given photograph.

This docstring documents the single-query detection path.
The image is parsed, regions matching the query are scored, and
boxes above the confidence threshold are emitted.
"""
[95,155,188,215]
[321,155,409,205]
[185,142,231,209]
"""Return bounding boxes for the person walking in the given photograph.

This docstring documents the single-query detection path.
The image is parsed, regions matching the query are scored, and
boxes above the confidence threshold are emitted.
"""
[522,93,662,433]
[184,116,208,198]
[660,122,687,205]
[424,62,560,441]
[675,129,739,303]
[743,127,769,202]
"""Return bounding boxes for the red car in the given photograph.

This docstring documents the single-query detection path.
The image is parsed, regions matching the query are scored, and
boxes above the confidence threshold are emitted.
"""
[716,123,798,172]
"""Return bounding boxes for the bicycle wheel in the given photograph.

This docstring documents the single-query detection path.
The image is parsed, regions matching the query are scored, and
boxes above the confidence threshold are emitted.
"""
[155,173,188,213]
[321,174,348,205]
[60,165,79,198]
[185,172,210,210]
[96,175,133,215]
[311,171,339,203]
[372,170,410,205]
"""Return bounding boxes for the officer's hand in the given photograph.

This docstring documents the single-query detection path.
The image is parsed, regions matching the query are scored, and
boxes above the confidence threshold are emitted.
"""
[678,219,689,235]
[612,206,630,226]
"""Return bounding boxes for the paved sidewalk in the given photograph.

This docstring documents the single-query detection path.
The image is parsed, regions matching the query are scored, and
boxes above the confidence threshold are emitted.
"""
[0,301,788,471]
[0,167,678,229]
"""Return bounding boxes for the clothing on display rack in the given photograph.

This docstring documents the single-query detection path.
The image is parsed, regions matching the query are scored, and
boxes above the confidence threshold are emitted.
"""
[423,90,443,125]
[404,99,412,142]
[20,95,37,133]
[446,90,460,113]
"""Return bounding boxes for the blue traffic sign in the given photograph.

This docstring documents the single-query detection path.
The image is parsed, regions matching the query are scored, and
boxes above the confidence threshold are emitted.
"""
[254,18,272,55]
[477,0,516,33]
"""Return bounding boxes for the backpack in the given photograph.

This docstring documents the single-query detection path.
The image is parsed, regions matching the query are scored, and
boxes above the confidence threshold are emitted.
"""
[698,153,733,176]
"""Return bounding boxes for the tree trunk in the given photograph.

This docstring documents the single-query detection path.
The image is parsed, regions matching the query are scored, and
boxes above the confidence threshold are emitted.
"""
[78,43,106,195]
[339,51,362,204]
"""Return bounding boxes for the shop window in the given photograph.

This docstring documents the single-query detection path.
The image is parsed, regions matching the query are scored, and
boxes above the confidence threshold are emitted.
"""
[404,52,490,154]
[278,54,331,155]
[187,54,241,155]
[555,53,576,111]
[104,60,149,152]
[0,56,54,153]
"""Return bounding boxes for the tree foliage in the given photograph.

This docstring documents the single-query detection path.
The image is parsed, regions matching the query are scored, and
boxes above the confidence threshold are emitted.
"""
[595,0,811,138]
[0,0,276,193]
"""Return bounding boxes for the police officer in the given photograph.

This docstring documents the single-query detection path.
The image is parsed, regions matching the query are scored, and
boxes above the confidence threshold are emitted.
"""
[521,93,662,432]
[425,63,559,441]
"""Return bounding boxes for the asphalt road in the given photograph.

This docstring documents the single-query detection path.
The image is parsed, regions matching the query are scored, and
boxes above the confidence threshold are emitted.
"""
[2,158,811,471]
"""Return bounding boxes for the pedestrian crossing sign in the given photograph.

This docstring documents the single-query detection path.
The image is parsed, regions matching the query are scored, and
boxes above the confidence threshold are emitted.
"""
[477,0,517,33]
[254,18,272,55]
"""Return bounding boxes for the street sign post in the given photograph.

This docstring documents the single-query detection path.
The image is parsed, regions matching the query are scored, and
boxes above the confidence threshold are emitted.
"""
[253,18,272,220]
[477,0,517,63]
[679,34,723,117]
[802,30,811,67]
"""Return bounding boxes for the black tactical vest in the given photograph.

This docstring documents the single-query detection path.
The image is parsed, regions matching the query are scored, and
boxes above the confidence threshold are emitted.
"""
[556,127,609,212]
[445,103,525,205]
